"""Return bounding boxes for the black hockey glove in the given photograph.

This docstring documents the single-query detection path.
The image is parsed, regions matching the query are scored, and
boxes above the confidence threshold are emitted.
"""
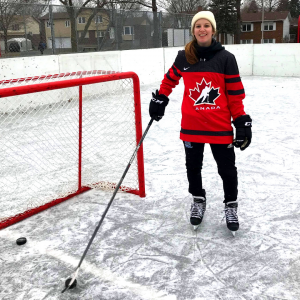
[232,115,252,151]
[149,90,169,121]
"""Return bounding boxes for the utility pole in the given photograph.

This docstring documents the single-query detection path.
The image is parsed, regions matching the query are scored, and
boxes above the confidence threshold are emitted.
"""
[261,0,264,43]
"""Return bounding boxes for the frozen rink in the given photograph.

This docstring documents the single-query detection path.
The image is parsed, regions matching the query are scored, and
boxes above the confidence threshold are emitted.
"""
[1,75,300,300]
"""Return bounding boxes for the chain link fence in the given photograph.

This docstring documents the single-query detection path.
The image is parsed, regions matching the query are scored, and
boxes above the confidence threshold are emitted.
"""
[0,3,195,58]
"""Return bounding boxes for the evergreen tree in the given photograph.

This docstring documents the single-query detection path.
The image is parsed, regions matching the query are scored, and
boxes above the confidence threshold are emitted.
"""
[209,0,237,43]
[289,0,300,18]
[276,0,289,11]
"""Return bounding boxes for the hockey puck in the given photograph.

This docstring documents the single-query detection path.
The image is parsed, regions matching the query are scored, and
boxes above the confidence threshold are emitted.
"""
[65,278,77,289]
[16,237,27,245]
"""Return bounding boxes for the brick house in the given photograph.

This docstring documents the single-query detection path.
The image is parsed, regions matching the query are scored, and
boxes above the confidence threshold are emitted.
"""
[240,11,292,44]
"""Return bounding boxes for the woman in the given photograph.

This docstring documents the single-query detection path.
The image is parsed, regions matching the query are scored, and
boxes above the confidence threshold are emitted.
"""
[149,11,252,235]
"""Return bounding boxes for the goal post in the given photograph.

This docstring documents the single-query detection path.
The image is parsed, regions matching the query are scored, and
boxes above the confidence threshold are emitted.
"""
[0,70,145,230]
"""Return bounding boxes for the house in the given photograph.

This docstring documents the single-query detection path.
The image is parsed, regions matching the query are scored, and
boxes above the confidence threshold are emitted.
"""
[120,14,153,49]
[40,10,110,50]
[40,10,155,52]
[0,15,40,51]
[240,11,292,44]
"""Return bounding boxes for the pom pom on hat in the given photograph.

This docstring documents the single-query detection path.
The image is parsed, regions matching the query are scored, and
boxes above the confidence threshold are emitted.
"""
[191,11,217,35]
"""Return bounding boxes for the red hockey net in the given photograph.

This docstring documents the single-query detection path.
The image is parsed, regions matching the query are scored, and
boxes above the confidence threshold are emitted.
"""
[0,70,145,230]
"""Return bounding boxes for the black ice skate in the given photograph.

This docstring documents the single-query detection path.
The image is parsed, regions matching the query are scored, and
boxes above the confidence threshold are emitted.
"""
[190,195,206,231]
[224,201,239,236]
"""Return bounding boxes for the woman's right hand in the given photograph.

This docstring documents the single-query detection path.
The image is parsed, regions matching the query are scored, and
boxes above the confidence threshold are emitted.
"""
[149,90,169,121]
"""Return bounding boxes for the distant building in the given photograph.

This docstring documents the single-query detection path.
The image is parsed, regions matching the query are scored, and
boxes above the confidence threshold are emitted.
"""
[0,15,40,51]
[40,10,110,50]
[40,10,153,51]
[240,11,292,44]
[120,15,152,49]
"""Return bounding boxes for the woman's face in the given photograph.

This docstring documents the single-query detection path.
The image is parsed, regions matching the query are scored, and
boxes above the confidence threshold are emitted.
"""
[193,18,215,47]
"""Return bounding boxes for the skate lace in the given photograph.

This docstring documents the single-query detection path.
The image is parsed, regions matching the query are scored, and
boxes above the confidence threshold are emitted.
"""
[191,202,206,219]
[224,206,238,223]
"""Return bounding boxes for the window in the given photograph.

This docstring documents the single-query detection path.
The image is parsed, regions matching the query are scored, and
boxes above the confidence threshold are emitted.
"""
[65,20,70,27]
[262,22,276,31]
[46,21,51,28]
[262,38,275,43]
[78,17,85,24]
[95,15,102,23]
[79,31,89,38]
[11,24,20,31]
[240,39,253,44]
[241,23,252,32]
[96,31,105,38]
[123,26,134,35]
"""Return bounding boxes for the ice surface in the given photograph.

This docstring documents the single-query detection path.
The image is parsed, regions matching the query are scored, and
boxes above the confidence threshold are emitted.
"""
[0,76,300,300]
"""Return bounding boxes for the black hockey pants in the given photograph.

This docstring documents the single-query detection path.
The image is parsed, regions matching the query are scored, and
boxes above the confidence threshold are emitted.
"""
[183,141,238,202]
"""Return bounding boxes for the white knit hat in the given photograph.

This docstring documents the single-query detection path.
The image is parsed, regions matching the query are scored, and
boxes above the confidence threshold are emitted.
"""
[191,11,217,35]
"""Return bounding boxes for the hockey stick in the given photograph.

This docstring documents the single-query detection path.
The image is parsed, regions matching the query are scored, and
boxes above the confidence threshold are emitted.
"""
[62,118,154,293]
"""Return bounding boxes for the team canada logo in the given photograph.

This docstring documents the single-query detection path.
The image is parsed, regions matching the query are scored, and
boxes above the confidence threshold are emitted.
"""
[189,78,221,106]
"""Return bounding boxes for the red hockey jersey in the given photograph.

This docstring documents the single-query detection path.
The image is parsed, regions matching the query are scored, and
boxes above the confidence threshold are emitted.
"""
[159,49,246,144]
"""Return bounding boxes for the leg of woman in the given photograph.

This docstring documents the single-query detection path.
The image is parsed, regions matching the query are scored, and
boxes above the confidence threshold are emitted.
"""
[210,144,238,203]
[183,141,205,197]
[184,141,206,228]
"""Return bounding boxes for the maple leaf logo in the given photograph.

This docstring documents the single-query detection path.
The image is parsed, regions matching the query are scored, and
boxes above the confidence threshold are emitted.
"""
[189,78,221,106]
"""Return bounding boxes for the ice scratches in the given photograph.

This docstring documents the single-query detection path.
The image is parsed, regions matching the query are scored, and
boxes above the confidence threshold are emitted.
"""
[113,256,170,271]
[271,213,300,222]
[259,295,291,300]
[249,230,285,244]
[248,265,268,279]
[1,233,176,300]
[193,235,248,300]
[215,247,273,276]
[191,211,246,299]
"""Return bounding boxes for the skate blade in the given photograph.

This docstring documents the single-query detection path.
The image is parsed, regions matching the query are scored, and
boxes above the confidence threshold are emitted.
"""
[193,225,200,231]
[231,231,236,237]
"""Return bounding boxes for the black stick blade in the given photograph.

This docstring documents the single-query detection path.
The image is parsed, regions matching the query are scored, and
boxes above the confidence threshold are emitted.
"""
[61,278,77,293]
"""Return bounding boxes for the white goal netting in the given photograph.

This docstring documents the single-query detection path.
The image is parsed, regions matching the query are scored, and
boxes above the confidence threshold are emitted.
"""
[0,70,145,229]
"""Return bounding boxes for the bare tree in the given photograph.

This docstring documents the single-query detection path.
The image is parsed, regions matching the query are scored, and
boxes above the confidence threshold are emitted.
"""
[105,0,142,10]
[243,0,280,12]
[164,0,207,13]
[242,0,259,13]
[118,0,166,47]
[58,0,154,52]
[58,1,103,52]
[258,0,280,12]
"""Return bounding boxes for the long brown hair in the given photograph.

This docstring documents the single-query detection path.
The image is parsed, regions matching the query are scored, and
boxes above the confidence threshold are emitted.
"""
[185,38,198,65]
